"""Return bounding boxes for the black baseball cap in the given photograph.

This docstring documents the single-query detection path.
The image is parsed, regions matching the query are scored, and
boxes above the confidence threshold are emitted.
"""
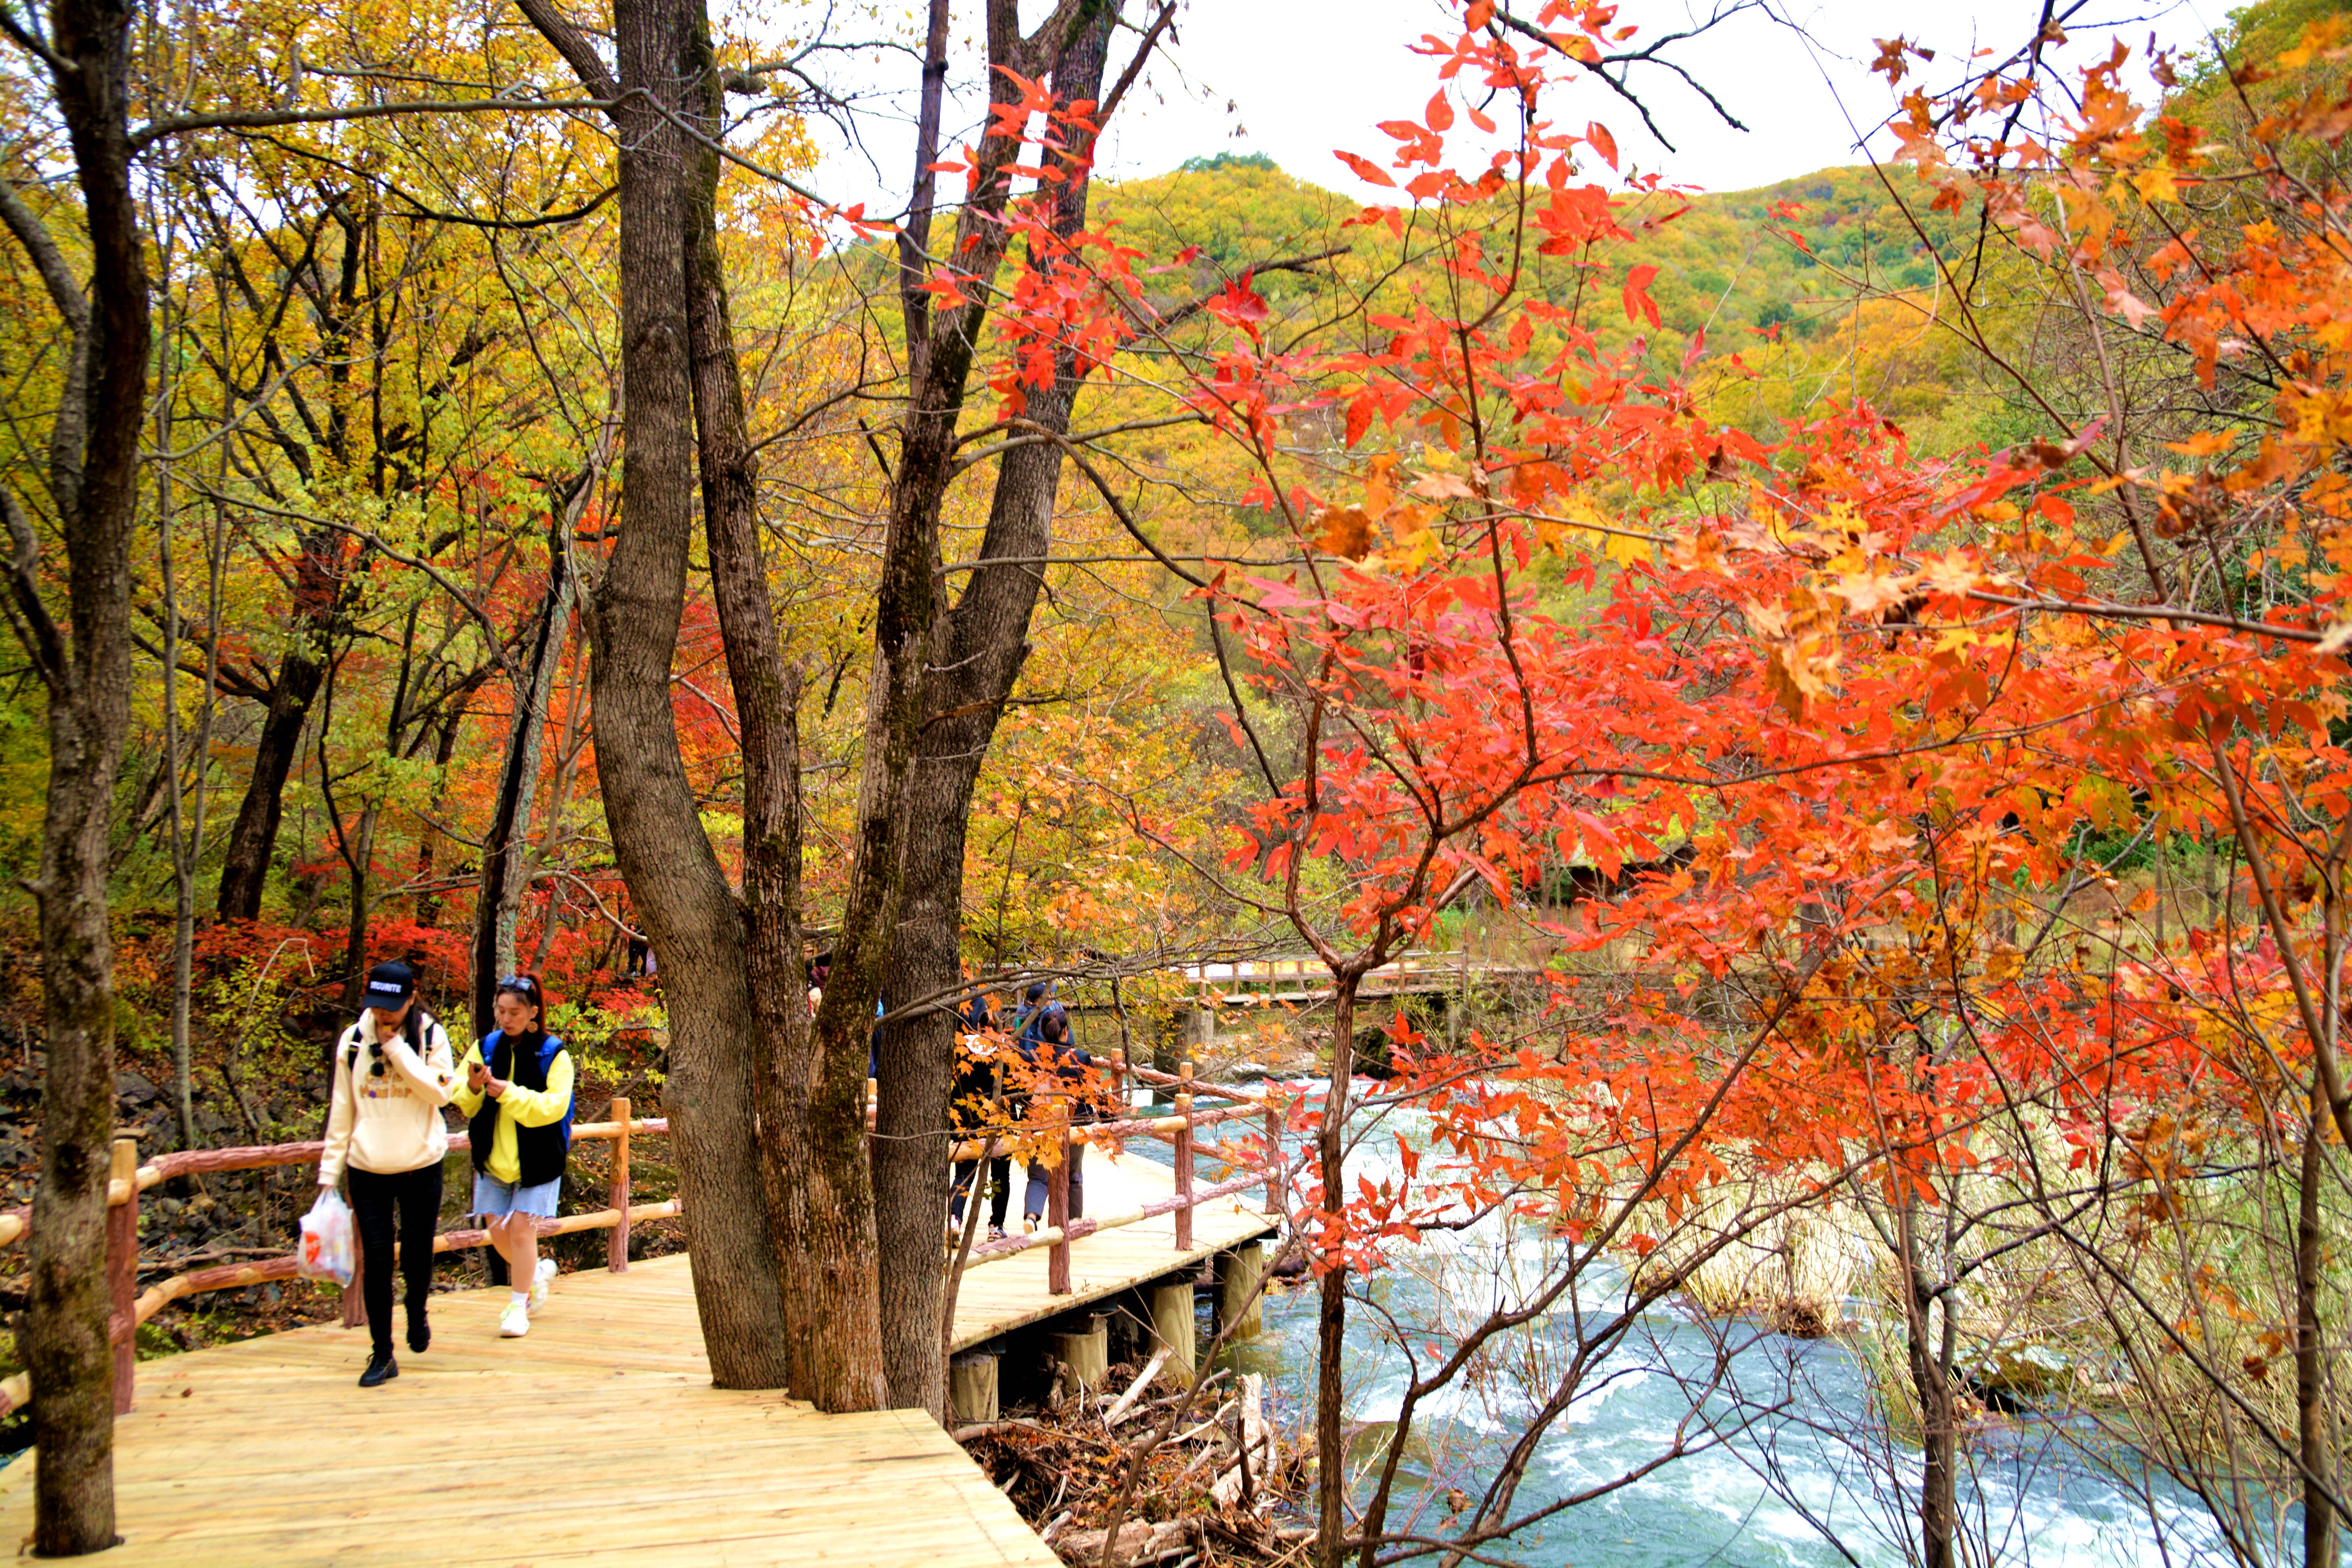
[363,960,417,1011]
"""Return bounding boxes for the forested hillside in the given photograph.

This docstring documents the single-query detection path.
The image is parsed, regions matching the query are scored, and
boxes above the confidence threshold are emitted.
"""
[1100,156,1996,452]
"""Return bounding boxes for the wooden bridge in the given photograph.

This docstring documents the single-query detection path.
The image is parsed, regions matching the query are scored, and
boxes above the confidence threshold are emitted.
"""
[0,1063,1285,1565]
[1167,951,1543,1011]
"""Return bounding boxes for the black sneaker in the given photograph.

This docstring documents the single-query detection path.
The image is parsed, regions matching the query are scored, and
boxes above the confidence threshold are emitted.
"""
[406,1312,430,1355]
[359,1350,399,1388]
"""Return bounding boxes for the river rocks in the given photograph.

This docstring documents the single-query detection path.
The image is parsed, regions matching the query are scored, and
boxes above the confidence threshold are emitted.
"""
[1966,1341,2071,1405]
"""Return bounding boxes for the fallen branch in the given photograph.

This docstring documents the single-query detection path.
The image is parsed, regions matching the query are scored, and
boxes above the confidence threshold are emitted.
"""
[1104,1345,1173,1426]
[1212,1372,1269,1508]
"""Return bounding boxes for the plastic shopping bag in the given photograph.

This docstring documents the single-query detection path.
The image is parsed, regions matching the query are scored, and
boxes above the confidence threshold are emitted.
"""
[298,1189,354,1289]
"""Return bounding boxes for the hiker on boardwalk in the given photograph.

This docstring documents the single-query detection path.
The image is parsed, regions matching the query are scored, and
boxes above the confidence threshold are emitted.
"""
[1013,979,1067,1047]
[452,973,575,1340]
[1019,1010,1102,1231]
[958,980,996,1035]
[948,1026,1016,1242]
[319,959,457,1388]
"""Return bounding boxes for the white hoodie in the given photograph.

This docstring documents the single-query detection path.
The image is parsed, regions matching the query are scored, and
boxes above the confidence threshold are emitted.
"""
[318,1009,457,1183]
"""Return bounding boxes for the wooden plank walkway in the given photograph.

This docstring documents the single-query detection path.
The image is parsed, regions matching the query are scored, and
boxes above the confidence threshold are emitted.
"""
[0,1156,1276,1565]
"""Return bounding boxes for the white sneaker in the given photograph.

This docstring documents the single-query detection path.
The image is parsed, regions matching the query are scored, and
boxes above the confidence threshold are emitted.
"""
[529,1258,554,1314]
[499,1299,531,1338]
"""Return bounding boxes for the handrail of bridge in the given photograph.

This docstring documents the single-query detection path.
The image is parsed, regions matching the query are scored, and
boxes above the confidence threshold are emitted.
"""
[1165,949,1541,1012]
[945,1058,1292,1294]
[0,1058,1290,1418]
[0,1103,671,1422]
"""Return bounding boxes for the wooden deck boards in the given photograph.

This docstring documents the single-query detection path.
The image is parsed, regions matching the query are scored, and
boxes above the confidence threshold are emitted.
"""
[0,1156,1275,1566]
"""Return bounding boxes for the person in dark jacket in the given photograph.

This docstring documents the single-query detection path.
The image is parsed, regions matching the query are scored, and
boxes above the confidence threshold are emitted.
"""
[947,1029,1014,1241]
[1014,980,1069,1047]
[958,983,996,1035]
[452,974,574,1341]
[1020,1010,1098,1229]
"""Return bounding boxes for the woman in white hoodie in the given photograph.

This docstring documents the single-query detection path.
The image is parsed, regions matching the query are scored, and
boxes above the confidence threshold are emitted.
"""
[318,960,457,1387]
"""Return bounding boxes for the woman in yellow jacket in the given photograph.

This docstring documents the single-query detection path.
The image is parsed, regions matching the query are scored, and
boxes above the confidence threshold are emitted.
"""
[451,974,575,1339]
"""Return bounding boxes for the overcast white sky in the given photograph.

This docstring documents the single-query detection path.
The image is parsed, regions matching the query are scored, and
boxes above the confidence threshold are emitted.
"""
[808,0,2224,216]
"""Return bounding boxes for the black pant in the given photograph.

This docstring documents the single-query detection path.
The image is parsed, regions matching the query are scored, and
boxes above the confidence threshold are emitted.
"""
[1025,1142,1083,1222]
[348,1163,443,1354]
[950,1155,1011,1230]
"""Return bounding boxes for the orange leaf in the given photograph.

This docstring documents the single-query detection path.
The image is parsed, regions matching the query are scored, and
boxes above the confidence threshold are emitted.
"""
[1586,121,1619,170]
[1317,505,1375,559]
[1335,150,1397,189]
[1622,263,1660,328]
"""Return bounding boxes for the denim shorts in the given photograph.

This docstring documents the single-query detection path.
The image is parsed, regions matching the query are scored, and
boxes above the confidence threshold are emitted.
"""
[472,1172,561,1218]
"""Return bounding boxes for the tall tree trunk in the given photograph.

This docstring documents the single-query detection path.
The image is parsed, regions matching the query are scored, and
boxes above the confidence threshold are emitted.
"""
[157,255,215,1156]
[5,0,152,1549]
[677,6,873,1409]
[214,539,340,919]
[565,0,792,1387]
[1315,975,1358,1568]
[869,0,1111,1419]
[1895,1191,1958,1568]
[472,510,575,1034]
[785,0,1052,1414]
[412,706,464,929]
[2296,1093,2339,1568]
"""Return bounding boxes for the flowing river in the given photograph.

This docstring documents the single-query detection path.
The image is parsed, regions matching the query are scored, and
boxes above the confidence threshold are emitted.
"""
[1128,1084,2254,1567]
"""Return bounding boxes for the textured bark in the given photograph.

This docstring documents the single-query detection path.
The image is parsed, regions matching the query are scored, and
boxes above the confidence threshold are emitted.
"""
[554,0,791,1387]
[872,4,1113,1418]
[410,707,463,928]
[678,5,875,1409]
[803,0,1039,1412]
[11,0,151,1549]
[213,627,327,920]
[1896,1194,1958,1568]
[2296,1097,2339,1568]
[1313,978,1357,1568]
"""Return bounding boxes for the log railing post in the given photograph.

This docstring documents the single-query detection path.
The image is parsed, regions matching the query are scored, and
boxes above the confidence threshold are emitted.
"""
[107,1136,138,1413]
[608,1096,632,1272]
[1047,1105,1072,1296]
[1174,1060,1194,1252]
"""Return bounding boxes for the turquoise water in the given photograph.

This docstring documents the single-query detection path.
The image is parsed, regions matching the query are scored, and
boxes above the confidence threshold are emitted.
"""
[1134,1086,2256,1567]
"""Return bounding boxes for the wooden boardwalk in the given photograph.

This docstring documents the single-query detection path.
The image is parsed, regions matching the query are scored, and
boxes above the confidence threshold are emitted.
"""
[0,1156,1276,1565]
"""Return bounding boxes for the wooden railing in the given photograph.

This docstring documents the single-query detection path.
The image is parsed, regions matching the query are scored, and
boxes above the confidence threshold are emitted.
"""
[1164,950,1532,1008]
[0,1058,1292,1418]
[0,1098,669,1419]
[949,1058,1292,1297]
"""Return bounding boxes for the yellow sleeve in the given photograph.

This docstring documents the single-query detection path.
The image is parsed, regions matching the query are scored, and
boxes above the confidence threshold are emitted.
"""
[450,1042,486,1118]
[501,1047,574,1128]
